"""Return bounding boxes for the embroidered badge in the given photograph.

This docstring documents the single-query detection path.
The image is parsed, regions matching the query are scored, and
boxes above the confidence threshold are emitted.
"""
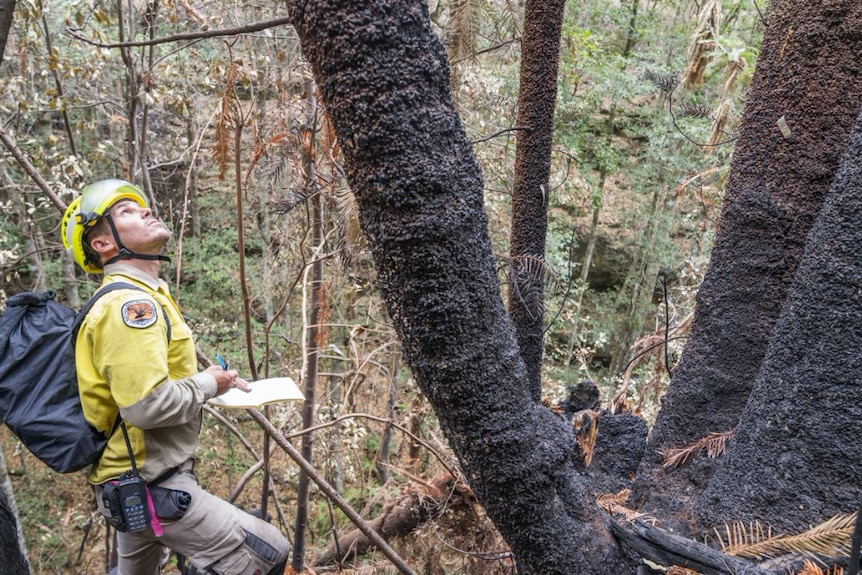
[121,299,158,328]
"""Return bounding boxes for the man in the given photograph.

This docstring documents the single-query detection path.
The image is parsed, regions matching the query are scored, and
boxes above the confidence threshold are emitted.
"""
[61,179,289,575]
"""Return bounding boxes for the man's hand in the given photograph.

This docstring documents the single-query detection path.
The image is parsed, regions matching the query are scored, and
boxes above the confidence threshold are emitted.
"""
[205,364,251,396]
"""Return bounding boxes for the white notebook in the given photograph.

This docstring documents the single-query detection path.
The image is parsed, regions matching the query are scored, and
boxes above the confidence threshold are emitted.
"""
[208,377,304,409]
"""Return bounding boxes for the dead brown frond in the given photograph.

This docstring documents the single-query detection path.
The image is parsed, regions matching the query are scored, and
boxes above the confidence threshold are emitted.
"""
[334,186,365,270]
[661,430,732,470]
[572,409,600,466]
[797,558,844,575]
[682,0,721,90]
[717,512,856,560]
[667,567,702,575]
[705,99,734,152]
[722,57,746,97]
[596,489,642,522]
[673,167,724,200]
[212,55,239,180]
[447,0,480,64]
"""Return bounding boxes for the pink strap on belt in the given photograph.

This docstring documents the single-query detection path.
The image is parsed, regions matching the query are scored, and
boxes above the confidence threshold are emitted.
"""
[145,486,164,537]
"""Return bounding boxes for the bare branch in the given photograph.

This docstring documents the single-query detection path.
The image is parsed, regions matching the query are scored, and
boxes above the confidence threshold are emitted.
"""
[65,16,294,49]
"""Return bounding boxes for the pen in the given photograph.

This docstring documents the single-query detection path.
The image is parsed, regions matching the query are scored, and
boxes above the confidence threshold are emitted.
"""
[216,354,229,371]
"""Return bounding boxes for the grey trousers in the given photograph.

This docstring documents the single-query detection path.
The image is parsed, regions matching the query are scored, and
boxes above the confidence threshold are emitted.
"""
[95,461,289,575]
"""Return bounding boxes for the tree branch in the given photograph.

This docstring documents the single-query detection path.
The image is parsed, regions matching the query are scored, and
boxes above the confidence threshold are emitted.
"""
[64,16,294,49]
[0,124,66,212]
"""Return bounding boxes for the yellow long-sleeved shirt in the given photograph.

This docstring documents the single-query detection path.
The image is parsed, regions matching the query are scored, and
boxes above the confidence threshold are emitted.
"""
[75,264,217,484]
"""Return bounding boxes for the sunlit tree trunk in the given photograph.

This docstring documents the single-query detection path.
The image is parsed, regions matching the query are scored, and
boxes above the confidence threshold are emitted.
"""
[292,75,325,572]
[632,0,862,530]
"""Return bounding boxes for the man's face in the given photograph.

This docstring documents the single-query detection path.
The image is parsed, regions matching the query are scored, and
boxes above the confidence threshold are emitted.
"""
[97,199,171,256]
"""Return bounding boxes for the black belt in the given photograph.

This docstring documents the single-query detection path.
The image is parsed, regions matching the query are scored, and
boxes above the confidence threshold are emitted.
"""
[149,466,180,487]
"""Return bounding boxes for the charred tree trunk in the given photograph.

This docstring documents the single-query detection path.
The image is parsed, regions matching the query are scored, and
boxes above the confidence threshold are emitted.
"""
[0,450,30,575]
[632,0,862,529]
[0,0,14,65]
[698,105,862,532]
[285,1,630,572]
[507,0,565,400]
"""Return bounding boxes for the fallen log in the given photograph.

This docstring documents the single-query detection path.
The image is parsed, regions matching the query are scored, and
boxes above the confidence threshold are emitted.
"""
[313,473,464,566]
[611,518,773,575]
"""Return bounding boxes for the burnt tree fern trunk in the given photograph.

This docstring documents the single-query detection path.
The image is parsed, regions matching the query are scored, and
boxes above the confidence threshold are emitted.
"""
[632,0,862,530]
[508,0,566,400]
[286,1,631,572]
[699,104,862,533]
[0,0,15,65]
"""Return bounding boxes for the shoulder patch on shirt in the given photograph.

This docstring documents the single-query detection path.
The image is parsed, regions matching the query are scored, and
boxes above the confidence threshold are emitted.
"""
[121,299,158,328]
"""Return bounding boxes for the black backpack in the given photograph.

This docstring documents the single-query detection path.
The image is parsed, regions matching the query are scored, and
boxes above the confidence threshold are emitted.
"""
[0,283,165,473]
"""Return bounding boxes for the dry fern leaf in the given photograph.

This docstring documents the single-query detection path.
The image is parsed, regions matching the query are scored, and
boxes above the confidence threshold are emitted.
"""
[596,489,653,523]
[718,512,856,560]
[661,430,733,470]
[667,567,703,575]
[572,409,600,466]
[682,0,721,90]
[796,558,845,575]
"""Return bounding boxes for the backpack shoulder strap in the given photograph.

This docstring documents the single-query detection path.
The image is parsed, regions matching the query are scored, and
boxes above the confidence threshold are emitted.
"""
[71,282,171,342]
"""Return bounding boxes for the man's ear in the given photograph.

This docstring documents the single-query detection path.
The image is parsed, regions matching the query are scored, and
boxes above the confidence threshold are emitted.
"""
[88,231,116,256]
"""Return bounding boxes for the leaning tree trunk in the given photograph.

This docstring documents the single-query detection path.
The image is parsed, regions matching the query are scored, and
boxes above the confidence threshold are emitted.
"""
[632,0,862,529]
[285,1,631,573]
[507,0,565,400]
[698,104,862,533]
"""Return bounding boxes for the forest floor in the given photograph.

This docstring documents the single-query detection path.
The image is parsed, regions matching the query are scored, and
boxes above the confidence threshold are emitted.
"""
[2,407,515,575]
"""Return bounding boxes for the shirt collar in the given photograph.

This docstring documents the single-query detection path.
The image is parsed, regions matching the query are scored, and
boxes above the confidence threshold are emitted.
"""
[102,263,168,293]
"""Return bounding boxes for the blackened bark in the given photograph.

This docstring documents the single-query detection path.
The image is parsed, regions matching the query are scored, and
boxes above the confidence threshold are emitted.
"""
[633,0,862,528]
[0,0,15,64]
[286,1,631,572]
[0,451,30,575]
[508,0,565,400]
[698,106,862,532]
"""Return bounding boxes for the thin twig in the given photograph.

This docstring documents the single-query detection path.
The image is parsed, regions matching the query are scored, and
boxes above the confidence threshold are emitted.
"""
[471,125,531,145]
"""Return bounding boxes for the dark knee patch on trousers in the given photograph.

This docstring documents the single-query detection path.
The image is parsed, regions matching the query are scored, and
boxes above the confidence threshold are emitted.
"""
[242,530,281,563]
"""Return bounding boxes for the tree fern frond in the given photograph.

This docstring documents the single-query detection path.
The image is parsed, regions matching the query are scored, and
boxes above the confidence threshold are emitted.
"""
[572,409,600,466]
[644,69,678,93]
[717,512,856,560]
[661,430,733,470]
[334,186,365,269]
[705,99,735,150]
[797,558,844,575]
[212,58,239,180]
[448,0,480,63]
[682,0,721,90]
[677,103,713,119]
[270,183,316,215]
[596,489,655,524]
[667,567,702,575]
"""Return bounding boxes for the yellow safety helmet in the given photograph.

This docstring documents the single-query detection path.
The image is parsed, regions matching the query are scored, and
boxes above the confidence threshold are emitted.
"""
[61,179,151,273]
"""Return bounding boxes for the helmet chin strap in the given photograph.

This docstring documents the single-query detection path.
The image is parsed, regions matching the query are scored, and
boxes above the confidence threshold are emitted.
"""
[102,213,171,267]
